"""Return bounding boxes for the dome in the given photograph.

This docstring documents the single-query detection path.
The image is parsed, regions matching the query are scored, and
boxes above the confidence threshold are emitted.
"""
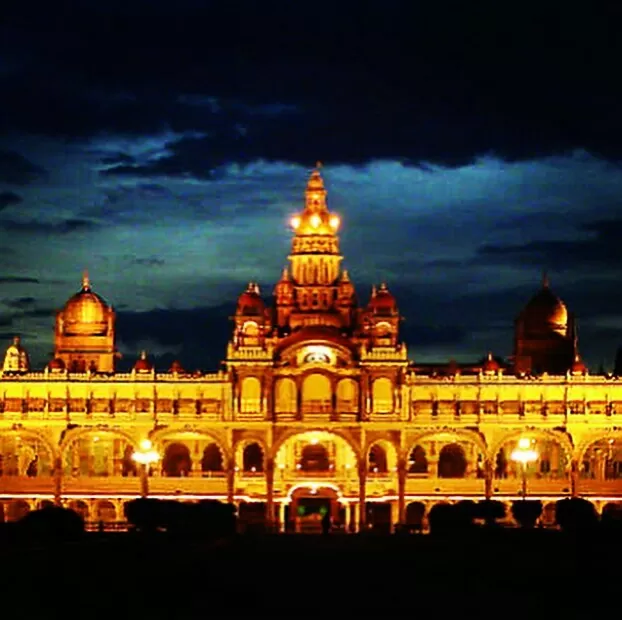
[237,282,265,315]
[133,351,153,373]
[520,278,568,334]
[368,283,397,313]
[61,273,110,335]
[169,359,184,374]
[48,357,66,371]
[571,354,587,375]
[2,336,29,373]
[482,352,500,373]
[275,325,357,357]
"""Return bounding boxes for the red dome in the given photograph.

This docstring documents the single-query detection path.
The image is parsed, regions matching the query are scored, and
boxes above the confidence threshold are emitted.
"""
[237,282,265,315]
[571,355,587,374]
[368,283,397,313]
[48,357,65,371]
[483,352,500,373]
[169,360,184,373]
[134,351,153,372]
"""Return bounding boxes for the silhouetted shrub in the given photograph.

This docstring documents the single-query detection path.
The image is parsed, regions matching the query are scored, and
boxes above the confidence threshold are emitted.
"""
[555,498,598,532]
[601,502,622,531]
[476,500,506,527]
[428,502,474,534]
[511,500,542,528]
[124,498,162,532]
[454,500,477,527]
[18,506,84,540]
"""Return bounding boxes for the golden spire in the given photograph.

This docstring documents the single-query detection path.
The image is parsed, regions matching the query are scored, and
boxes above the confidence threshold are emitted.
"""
[82,270,91,291]
[542,270,550,289]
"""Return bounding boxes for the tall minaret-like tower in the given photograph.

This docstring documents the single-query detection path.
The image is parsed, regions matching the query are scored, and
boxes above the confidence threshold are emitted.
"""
[287,165,345,329]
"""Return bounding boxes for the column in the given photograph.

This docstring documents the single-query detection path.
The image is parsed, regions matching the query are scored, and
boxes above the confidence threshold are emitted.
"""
[397,459,406,524]
[265,458,275,528]
[570,460,578,497]
[390,501,399,532]
[226,459,235,504]
[343,501,351,532]
[353,502,360,533]
[484,459,493,500]
[358,463,367,531]
[278,501,286,532]
[53,457,62,506]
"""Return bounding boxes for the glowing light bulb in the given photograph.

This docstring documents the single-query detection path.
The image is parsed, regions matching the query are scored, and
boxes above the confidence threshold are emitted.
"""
[140,439,153,451]
[290,216,301,229]
[329,215,340,230]
[518,438,531,449]
[310,214,321,228]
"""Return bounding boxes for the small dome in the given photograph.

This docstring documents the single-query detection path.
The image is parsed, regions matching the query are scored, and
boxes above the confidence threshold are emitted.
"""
[61,273,111,335]
[368,283,397,313]
[571,354,587,375]
[2,336,29,373]
[306,166,325,192]
[169,359,184,374]
[133,351,153,373]
[48,357,66,371]
[483,352,500,373]
[237,282,265,315]
[520,277,568,334]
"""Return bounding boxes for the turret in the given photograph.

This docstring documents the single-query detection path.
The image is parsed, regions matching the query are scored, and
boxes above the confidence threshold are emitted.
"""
[2,336,29,374]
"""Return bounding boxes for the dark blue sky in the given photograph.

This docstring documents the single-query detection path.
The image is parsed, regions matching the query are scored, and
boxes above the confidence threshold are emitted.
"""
[1,1,622,370]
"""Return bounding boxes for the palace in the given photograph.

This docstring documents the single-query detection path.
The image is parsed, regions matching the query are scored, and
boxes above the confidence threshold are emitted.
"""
[1,168,621,531]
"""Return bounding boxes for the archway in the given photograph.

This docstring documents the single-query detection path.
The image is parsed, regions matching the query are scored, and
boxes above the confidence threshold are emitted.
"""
[6,499,30,522]
[406,501,426,530]
[274,377,297,414]
[62,431,135,477]
[581,438,622,480]
[201,443,224,474]
[495,435,569,480]
[301,373,332,414]
[368,444,388,473]
[242,442,264,472]
[289,486,340,533]
[408,445,428,474]
[69,500,89,521]
[38,500,54,510]
[0,433,53,476]
[162,443,192,477]
[438,444,467,478]
[96,500,116,522]
[372,377,393,413]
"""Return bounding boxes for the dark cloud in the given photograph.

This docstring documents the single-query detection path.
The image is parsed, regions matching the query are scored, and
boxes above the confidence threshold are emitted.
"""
[0,190,22,209]
[131,257,166,267]
[0,276,39,284]
[4,297,36,309]
[0,151,46,185]
[0,218,100,234]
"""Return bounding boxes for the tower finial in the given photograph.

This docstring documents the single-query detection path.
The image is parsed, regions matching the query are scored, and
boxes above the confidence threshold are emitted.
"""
[542,270,550,289]
[316,160,322,169]
[82,269,90,291]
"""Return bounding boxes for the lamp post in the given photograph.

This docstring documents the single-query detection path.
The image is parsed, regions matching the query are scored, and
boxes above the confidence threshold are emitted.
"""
[132,439,160,499]
[510,437,539,500]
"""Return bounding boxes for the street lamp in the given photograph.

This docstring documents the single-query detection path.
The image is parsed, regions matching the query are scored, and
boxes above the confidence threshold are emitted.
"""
[510,437,539,499]
[132,439,160,499]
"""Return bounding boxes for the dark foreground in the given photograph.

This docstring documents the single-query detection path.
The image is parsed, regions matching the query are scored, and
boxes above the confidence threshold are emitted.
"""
[0,530,617,617]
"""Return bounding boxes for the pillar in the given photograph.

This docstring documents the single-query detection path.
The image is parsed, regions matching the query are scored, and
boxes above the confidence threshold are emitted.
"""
[358,463,367,531]
[570,460,578,497]
[484,459,493,500]
[390,501,399,532]
[343,501,351,532]
[265,458,275,528]
[397,459,406,524]
[53,457,62,506]
[226,459,235,504]
[353,502,360,533]
[278,501,286,532]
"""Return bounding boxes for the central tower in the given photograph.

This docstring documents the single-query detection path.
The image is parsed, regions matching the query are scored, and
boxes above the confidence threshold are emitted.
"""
[278,166,354,330]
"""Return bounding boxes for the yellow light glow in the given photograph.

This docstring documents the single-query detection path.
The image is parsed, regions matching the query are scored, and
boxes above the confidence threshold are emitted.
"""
[329,215,340,230]
[310,214,321,228]
[140,439,152,451]
[511,438,538,465]
[290,216,301,229]
[518,437,531,449]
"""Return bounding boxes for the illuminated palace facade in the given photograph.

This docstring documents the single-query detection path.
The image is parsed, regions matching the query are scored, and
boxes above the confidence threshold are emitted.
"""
[1,168,622,530]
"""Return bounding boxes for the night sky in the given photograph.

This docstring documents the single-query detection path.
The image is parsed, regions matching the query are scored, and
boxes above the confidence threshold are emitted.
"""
[1,1,622,371]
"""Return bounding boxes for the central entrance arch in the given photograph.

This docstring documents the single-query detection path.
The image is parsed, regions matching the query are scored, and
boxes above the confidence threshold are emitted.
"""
[288,484,342,533]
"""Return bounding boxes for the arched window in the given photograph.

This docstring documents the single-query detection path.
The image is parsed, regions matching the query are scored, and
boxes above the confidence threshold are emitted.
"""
[300,444,330,472]
[372,377,393,413]
[242,443,264,472]
[201,443,224,473]
[408,445,428,474]
[437,443,467,478]
[162,443,192,477]
[368,444,388,473]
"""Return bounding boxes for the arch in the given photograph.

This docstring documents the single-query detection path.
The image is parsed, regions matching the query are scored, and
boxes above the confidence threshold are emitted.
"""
[38,499,55,510]
[367,439,398,473]
[0,432,54,476]
[242,442,264,472]
[372,377,393,413]
[6,499,30,522]
[95,500,116,522]
[336,378,358,412]
[274,377,297,413]
[271,428,361,463]
[300,444,331,472]
[408,445,428,474]
[408,429,488,461]
[150,429,230,462]
[201,443,224,473]
[405,501,426,528]
[438,443,468,478]
[240,376,262,413]
[301,373,332,414]
[61,429,136,478]
[494,433,570,480]
[68,499,89,521]
[541,502,557,527]
[580,436,622,480]
[60,426,138,454]
[489,429,573,464]
[162,442,192,477]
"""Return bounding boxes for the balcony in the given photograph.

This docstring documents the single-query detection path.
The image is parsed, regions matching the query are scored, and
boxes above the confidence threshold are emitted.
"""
[0,476,55,494]
[491,478,572,497]
[576,479,622,497]
[405,477,486,496]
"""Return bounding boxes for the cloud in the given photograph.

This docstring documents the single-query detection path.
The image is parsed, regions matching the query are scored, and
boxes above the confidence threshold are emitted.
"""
[132,257,166,267]
[0,276,40,284]
[0,150,46,184]
[0,218,101,234]
[0,190,22,209]
[4,297,36,309]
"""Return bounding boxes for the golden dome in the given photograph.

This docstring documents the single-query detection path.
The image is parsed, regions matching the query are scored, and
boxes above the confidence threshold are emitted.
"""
[520,277,568,334]
[61,272,110,336]
[237,282,265,315]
